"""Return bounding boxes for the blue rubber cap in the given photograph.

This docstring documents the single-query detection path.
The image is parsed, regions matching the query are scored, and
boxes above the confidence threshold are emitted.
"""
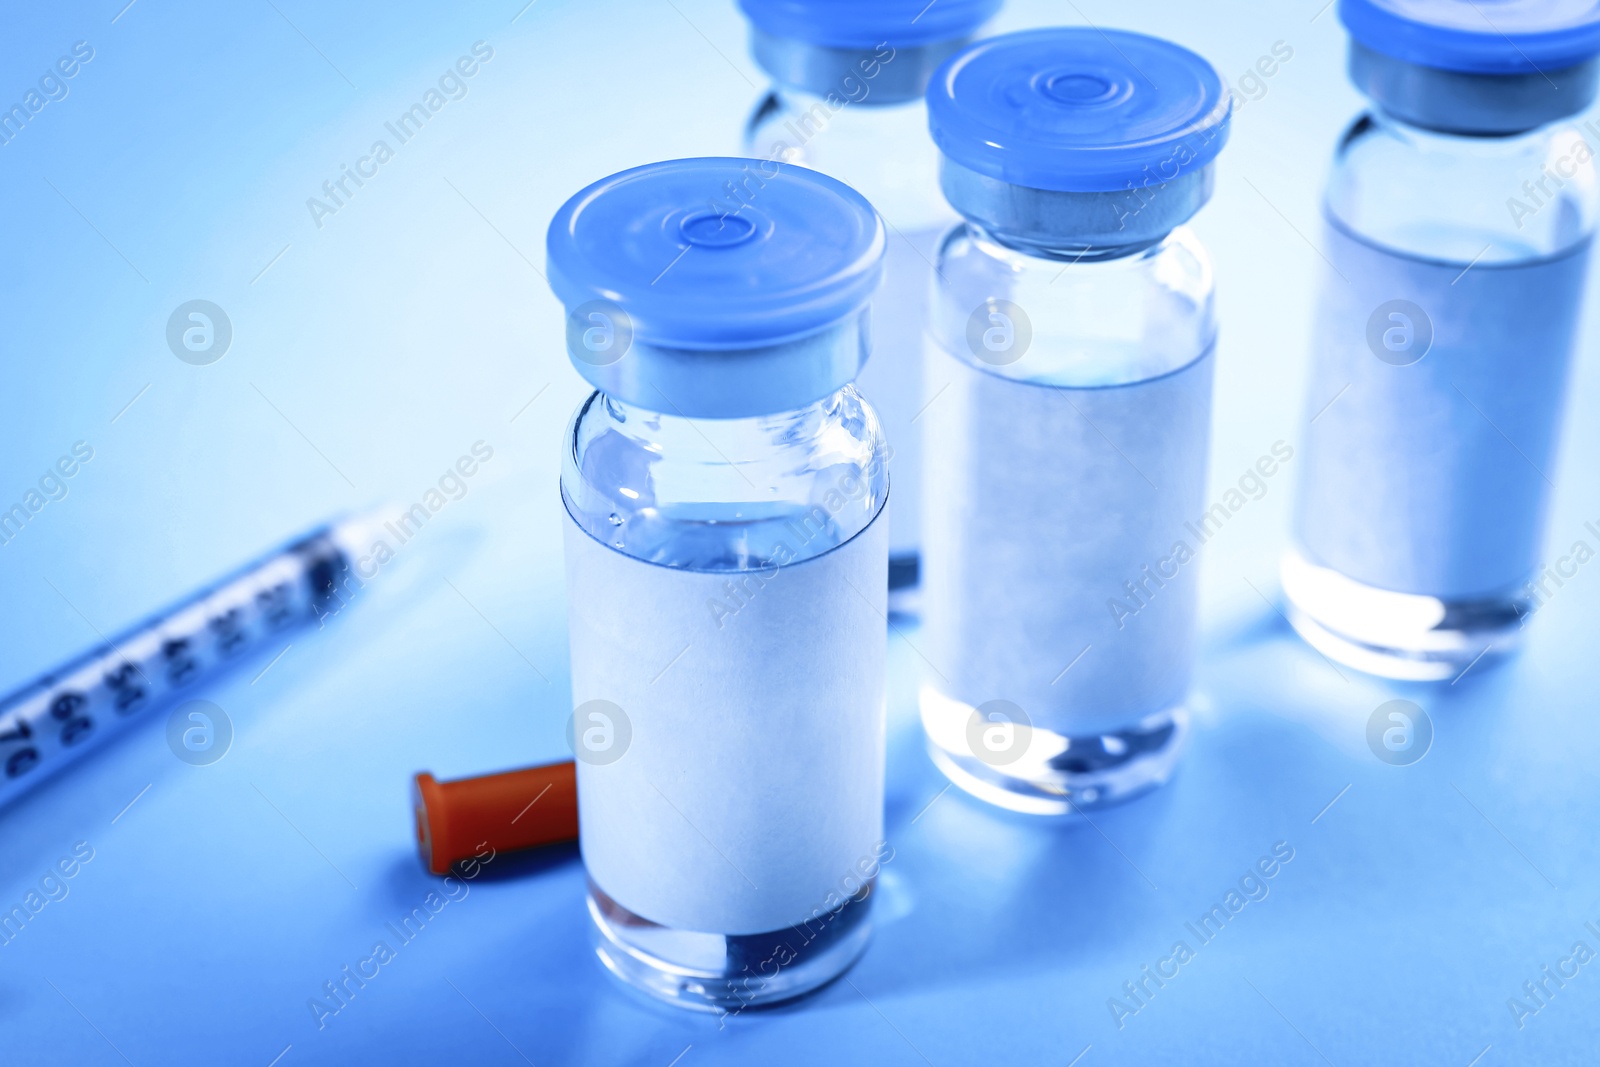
[927,28,1230,193]
[1340,0,1600,74]
[737,0,1002,49]
[546,158,885,352]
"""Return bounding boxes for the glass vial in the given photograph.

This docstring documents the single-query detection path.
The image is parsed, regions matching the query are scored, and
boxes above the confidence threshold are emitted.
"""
[548,158,890,1011]
[737,0,1002,609]
[1284,2,1600,680]
[917,29,1232,814]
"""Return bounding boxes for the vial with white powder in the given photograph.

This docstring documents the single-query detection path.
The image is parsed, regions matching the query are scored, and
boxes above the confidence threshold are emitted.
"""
[918,30,1231,814]
[737,0,1002,610]
[1283,0,1600,680]
[549,158,890,1010]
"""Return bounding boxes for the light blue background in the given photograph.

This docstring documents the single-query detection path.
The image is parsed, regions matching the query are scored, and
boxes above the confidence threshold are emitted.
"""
[3,1,1599,1064]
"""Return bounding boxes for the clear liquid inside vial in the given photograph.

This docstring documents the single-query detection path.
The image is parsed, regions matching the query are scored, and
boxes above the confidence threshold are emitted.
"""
[1284,109,1599,678]
[562,384,890,1010]
[919,224,1216,814]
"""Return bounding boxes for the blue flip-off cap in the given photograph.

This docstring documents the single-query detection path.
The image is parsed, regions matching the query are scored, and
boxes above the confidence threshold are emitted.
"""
[546,158,886,417]
[547,158,884,350]
[737,0,1002,49]
[926,28,1230,193]
[1340,0,1600,74]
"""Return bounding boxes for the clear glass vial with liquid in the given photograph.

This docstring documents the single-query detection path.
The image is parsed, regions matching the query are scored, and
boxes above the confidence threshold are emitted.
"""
[917,29,1232,814]
[737,0,1002,608]
[1284,0,1600,680]
[549,158,891,1011]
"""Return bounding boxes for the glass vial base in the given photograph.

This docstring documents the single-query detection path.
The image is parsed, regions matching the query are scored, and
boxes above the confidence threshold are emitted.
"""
[919,688,1189,815]
[586,881,872,1013]
[1280,549,1528,682]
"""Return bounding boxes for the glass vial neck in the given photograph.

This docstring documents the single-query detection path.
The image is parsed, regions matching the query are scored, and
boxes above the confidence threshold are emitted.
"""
[1327,108,1600,264]
[965,223,1168,262]
[562,386,888,572]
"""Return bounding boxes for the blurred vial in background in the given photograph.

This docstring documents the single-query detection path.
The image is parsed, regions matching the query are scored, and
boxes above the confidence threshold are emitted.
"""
[737,0,1002,612]
[550,158,890,1010]
[918,30,1231,814]
[1284,0,1600,680]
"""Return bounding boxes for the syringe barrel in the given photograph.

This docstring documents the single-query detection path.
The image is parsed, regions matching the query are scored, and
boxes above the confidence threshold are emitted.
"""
[0,526,352,807]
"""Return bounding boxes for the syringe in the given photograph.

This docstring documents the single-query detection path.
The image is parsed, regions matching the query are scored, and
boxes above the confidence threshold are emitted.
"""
[0,510,390,808]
